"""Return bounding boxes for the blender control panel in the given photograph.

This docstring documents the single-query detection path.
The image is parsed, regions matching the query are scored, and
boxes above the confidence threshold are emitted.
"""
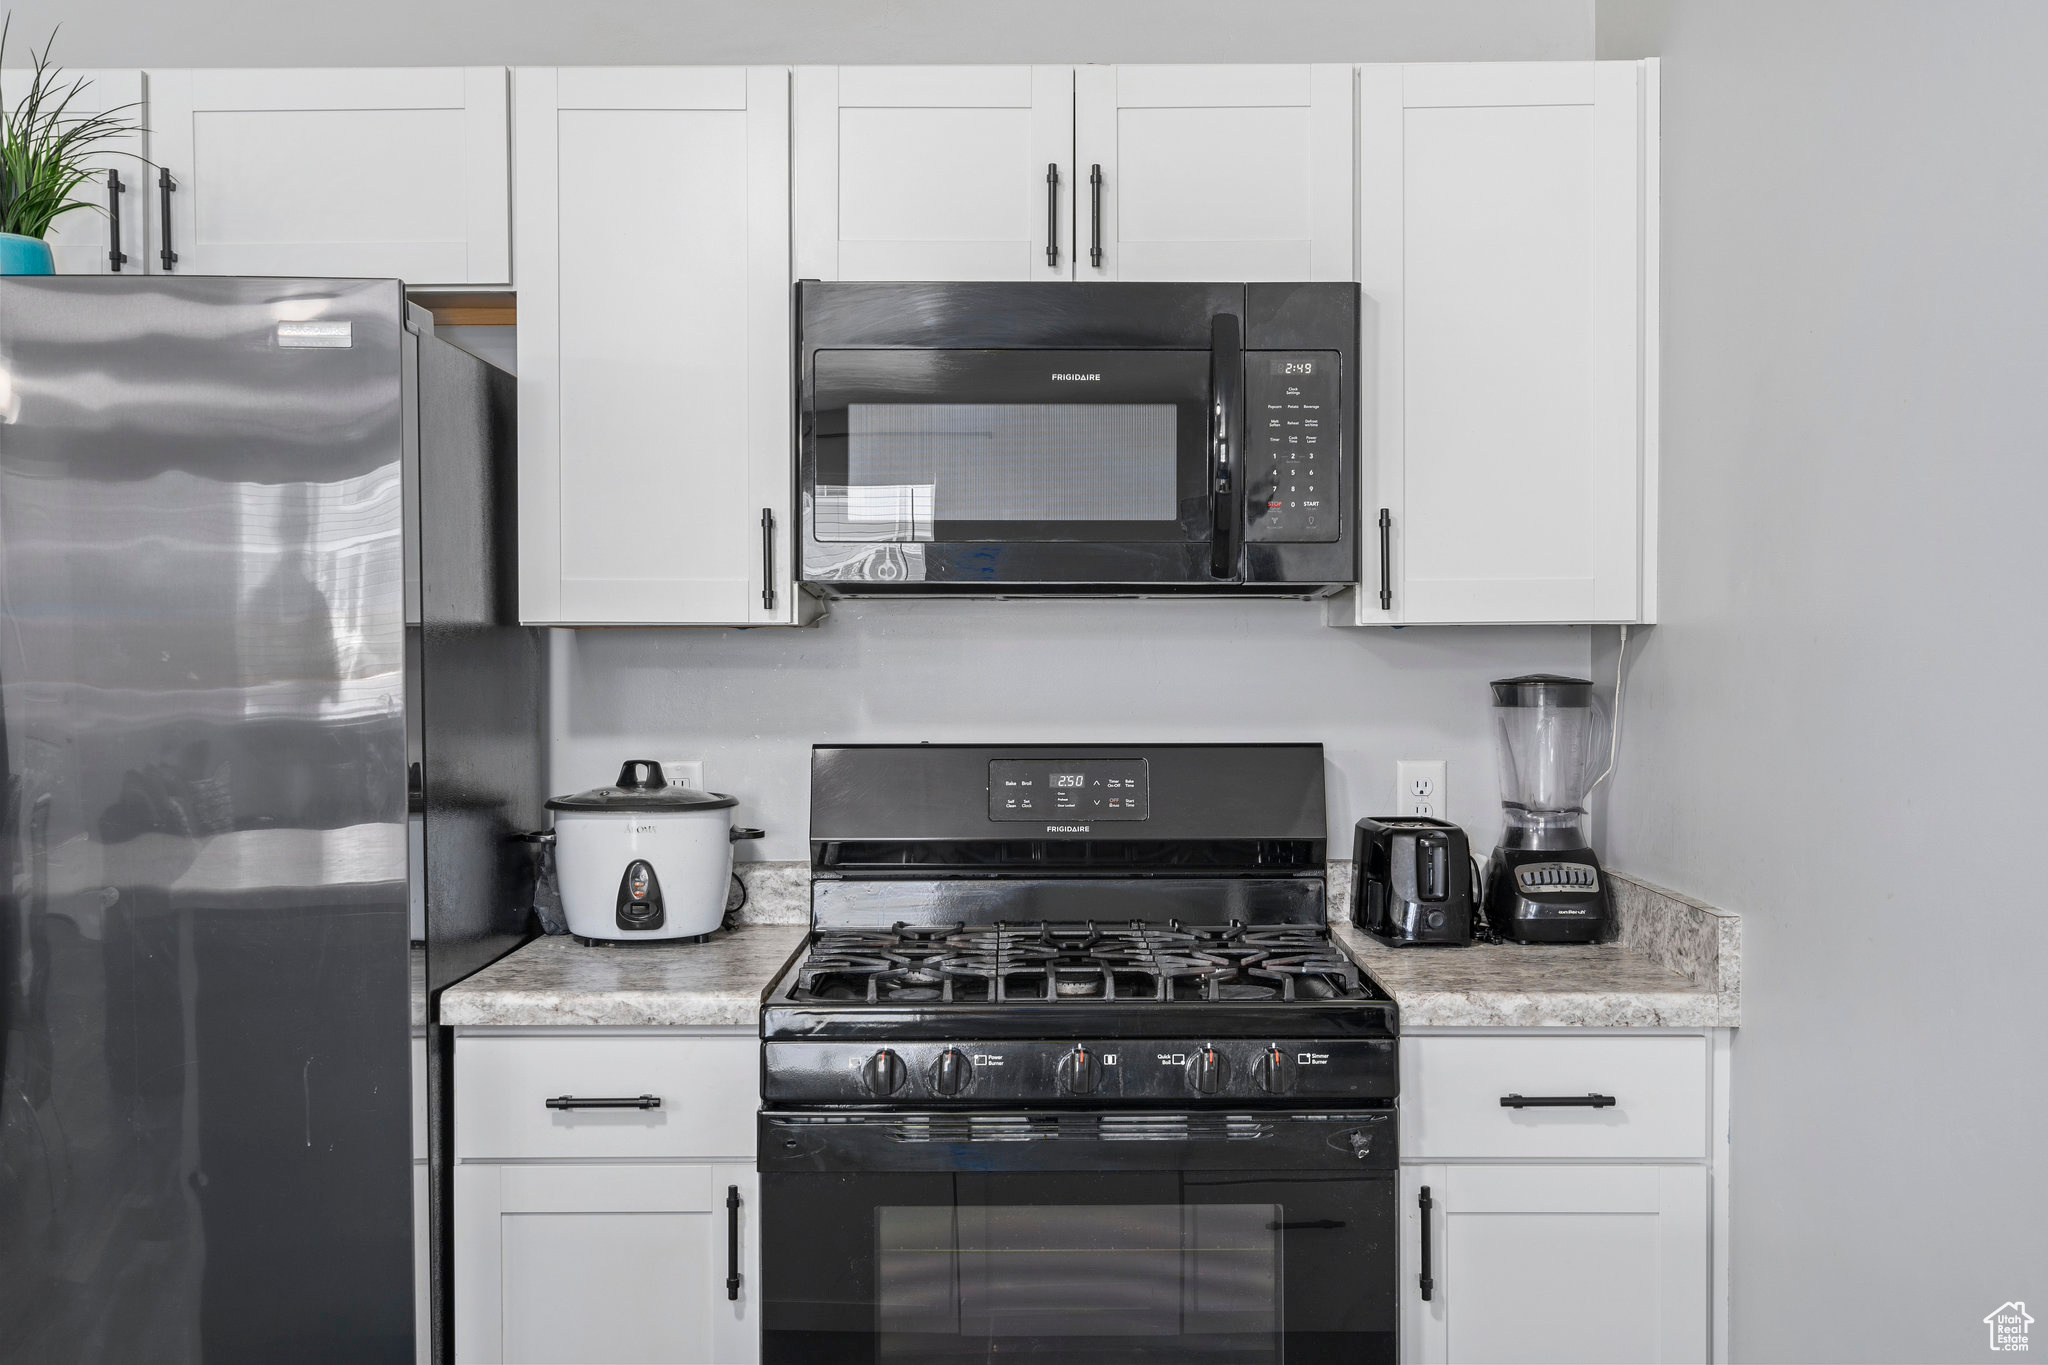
[1514,862,1602,894]
[1245,352,1341,544]
[989,759,1151,821]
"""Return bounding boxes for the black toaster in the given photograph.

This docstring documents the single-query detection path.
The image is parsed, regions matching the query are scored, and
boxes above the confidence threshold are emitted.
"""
[1352,817,1476,946]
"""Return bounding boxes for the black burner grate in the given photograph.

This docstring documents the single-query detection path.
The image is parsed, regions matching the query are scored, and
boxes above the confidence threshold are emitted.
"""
[790,920,1368,1005]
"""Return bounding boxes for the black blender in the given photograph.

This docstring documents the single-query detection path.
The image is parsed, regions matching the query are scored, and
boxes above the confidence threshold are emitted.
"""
[1482,674,1616,944]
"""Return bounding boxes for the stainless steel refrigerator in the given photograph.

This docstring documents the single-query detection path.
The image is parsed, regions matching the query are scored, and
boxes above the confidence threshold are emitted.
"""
[0,276,544,1363]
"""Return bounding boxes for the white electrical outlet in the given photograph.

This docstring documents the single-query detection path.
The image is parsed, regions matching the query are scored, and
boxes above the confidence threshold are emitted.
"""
[660,759,706,790]
[1395,760,1447,820]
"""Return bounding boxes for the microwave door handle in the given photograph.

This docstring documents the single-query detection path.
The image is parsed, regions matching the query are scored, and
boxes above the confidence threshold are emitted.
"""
[1208,312,1244,579]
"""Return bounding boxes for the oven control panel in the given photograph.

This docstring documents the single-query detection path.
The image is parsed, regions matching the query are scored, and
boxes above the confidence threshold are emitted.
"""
[988,759,1150,822]
[764,1037,1398,1105]
[1244,351,1342,544]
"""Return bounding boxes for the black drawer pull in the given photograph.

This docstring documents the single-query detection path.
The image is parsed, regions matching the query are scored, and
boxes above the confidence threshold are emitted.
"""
[1418,1185,1433,1301]
[545,1094,661,1110]
[1044,162,1060,267]
[157,167,178,271]
[1088,162,1103,266]
[1501,1093,1616,1108]
[726,1185,743,1300]
[107,168,129,271]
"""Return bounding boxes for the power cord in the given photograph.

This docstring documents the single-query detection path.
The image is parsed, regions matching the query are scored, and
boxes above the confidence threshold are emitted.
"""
[1586,624,1631,800]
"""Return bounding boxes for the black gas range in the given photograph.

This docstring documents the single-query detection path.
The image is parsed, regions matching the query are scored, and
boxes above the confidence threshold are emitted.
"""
[759,744,1399,1365]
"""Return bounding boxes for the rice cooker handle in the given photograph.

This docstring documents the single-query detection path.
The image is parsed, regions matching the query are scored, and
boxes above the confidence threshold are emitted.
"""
[616,759,667,790]
[514,830,556,844]
[729,827,765,842]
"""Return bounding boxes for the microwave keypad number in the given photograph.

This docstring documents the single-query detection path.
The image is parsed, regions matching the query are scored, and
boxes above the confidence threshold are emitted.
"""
[1245,352,1341,544]
[988,758,1151,822]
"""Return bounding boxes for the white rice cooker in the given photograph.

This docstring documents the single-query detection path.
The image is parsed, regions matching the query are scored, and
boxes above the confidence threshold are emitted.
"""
[544,760,764,942]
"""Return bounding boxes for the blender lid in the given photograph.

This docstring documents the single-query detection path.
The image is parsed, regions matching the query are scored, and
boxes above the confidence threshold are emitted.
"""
[1491,674,1595,707]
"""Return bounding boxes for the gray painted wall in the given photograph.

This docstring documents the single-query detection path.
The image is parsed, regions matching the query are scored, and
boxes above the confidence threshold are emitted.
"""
[18,0,1590,68]
[1599,2,2048,1360]
[551,607,1588,862]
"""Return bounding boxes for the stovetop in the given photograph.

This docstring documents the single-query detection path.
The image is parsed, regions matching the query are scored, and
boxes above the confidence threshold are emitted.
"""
[785,919,1381,1006]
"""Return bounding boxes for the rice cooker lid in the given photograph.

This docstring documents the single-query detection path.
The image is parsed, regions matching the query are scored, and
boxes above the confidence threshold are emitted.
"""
[546,759,739,813]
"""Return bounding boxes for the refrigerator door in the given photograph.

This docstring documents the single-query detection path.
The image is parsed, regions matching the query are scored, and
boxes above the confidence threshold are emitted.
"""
[0,277,414,1362]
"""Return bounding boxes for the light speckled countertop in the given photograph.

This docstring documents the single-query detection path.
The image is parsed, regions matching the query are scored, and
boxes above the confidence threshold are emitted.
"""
[440,924,808,1027]
[442,866,1738,1030]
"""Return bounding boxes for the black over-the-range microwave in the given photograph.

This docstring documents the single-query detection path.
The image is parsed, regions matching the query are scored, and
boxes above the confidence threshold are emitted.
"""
[796,281,1359,595]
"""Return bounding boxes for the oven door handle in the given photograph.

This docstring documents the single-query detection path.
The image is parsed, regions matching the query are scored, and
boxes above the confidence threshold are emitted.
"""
[1208,311,1244,579]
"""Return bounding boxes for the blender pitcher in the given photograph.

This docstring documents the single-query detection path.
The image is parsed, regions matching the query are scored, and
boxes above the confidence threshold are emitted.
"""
[1483,675,1616,943]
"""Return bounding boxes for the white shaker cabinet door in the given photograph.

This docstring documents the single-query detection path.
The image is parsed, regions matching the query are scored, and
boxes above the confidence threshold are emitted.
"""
[1401,1164,1708,1365]
[455,1163,760,1364]
[794,65,1075,281]
[1353,61,1658,625]
[1074,64,1352,281]
[515,67,798,625]
[143,68,508,283]
[0,69,147,274]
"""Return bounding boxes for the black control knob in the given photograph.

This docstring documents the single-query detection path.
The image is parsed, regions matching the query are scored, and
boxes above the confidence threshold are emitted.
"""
[1254,1046,1293,1095]
[1058,1046,1101,1096]
[861,1049,907,1096]
[928,1048,972,1097]
[1189,1045,1229,1095]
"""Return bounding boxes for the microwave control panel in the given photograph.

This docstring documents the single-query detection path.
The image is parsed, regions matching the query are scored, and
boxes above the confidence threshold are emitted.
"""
[988,759,1151,822]
[1244,352,1342,543]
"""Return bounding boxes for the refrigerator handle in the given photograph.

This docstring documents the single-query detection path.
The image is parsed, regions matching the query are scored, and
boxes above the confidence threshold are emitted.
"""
[157,168,178,272]
[760,507,777,612]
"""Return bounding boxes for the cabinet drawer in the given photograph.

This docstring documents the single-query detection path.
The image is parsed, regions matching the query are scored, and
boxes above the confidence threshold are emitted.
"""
[1403,1035,1707,1161]
[456,1035,756,1161]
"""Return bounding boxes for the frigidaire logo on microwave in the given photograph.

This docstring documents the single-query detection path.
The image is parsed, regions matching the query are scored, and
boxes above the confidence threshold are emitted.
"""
[1050,373,1101,382]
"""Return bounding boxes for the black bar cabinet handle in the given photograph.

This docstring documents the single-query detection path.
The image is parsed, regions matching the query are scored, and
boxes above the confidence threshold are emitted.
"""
[1089,163,1103,266]
[1208,312,1243,579]
[1045,162,1060,267]
[1500,1093,1617,1109]
[760,507,776,611]
[106,168,128,271]
[1418,1185,1433,1301]
[544,1094,661,1110]
[1377,508,1393,610]
[157,167,178,271]
[725,1185,743,1300]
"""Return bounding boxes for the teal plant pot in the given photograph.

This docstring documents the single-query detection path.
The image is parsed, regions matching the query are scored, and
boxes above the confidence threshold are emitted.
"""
[0,232,55,275]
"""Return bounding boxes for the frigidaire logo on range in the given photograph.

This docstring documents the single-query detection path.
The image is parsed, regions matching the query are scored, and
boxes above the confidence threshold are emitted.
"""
[1050,373,1101,381]
[1046,824,1091,833]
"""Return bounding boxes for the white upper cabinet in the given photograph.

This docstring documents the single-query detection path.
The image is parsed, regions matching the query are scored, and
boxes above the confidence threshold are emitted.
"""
[0,68,148,275]
[514,67,799,626]
[1074,65,1353,281]
[144,68,509,284]
[1350,61,1659,626]
[794,66,1073,281]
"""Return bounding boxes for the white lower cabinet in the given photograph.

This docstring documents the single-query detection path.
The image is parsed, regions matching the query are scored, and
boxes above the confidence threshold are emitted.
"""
[1398,1030,1725,1365]
[454,1029,760,1364]
[455,1162,760,1365]
[1402,1163,1708,1365]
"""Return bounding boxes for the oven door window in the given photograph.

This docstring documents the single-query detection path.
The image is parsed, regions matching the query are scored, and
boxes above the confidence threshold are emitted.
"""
[763,1169,1394,1364]
[810,349,1211,544]
[878,1200,1278,1357]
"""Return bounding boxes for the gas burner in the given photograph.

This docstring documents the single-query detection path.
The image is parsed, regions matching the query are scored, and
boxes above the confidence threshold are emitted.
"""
[787,919,1374,1007]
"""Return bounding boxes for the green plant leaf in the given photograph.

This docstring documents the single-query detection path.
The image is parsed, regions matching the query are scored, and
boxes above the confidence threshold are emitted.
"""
[0,17,143,242]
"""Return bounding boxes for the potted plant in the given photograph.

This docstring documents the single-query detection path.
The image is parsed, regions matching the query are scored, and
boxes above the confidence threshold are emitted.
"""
[0,18,140,275]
